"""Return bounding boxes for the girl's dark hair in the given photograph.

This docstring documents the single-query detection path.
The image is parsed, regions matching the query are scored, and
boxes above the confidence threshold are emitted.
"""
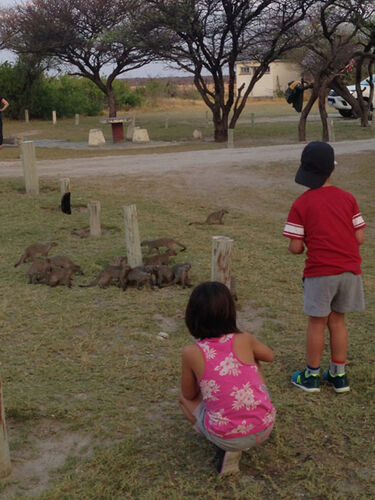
[185,281,240,340]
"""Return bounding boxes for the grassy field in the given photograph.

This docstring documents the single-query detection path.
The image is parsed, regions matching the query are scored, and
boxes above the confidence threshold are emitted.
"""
[0,142,374,498]
[1,98,374,162]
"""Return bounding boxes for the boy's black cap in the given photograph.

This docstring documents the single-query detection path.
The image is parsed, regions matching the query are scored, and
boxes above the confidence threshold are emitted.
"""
[295,141,335,189]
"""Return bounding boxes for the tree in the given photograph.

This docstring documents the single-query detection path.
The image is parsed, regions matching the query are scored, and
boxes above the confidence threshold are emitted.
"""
[144,0,313,142]
[1,0,153,117]
[295,0,375,141]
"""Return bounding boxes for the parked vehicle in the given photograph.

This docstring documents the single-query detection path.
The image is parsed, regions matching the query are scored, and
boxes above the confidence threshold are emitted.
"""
[328,75,375,118]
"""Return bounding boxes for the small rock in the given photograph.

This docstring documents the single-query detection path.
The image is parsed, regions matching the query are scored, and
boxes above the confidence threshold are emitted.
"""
[157,331,169,340]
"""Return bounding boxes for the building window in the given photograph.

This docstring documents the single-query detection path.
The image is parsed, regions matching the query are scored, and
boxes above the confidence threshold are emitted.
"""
[240,66,251,74]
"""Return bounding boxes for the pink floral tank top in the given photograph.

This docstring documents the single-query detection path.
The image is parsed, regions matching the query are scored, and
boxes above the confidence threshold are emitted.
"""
[196,334,276,439]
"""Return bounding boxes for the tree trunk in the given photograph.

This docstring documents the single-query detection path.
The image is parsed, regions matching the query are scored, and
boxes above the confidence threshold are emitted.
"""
[318,87,329,142]
[298,87,318,142]
[212,108,229,142]
[107,87,117,118]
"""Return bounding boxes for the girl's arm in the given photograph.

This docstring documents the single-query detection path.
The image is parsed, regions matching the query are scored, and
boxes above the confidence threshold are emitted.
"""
[181,345,201,401]
[252,336,274,363]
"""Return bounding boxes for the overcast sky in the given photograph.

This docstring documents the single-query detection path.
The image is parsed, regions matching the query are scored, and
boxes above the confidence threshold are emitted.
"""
[0,0,185,77]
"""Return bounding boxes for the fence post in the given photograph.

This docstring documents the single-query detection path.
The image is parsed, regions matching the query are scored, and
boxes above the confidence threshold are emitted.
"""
[60,178,70,196]
[88,201,101,237]
[250,112,255,127]
[227,129,234,148]
[165,114,169,129]
[328,119,335,142]
[75,114,80,126]
[211,236,233,289]
[52,110,57,125]
[0,379,11,478]
[25,109,29,123]
[123,204,143,267]
[21,141,39,195]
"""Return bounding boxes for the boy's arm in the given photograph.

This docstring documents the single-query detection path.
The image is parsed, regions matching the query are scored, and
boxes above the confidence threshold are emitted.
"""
[181,345,201,401]
[288,238,304,254]
[355,228,365,245]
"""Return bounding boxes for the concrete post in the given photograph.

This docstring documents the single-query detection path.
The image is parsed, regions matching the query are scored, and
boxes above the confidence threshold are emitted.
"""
[123,205,143,267]
[52,110,57,125]
[0,379,11,478]
[21,141,39,195]
[227,129,234,148]
[75,114,80,126]
[60,178,70,196]
[25,109,29,123]
[88,201,101,237]
[211,236,233,289]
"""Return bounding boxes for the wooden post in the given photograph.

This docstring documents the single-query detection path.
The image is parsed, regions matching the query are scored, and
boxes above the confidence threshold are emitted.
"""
[21,141,39,195]
[25,109,29,123]
[0,379,11,478]
[88,201,101,237]
[227,129,234,148]
[211,236,233,289]
[122,204,143,267]
[328,119,335,142]
[60,178,70,196]
[52,110,57,125]
[250,113,255,127]
[75,113,79,126]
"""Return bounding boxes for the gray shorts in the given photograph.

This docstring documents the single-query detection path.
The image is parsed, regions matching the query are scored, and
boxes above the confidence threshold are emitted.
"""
[303,272,365,317]
[192,402,273,452]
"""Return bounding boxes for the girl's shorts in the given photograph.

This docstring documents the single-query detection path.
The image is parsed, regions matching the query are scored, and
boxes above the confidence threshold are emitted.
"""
[192,402,273,452]
[303,272,365,317]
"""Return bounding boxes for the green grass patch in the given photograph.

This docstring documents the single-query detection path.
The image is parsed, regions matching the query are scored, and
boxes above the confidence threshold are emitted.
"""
[0,151,374,498]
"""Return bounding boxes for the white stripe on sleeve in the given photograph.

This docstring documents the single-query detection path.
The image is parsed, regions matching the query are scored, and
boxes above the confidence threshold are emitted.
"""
[352,213,365,228]
[283,222,304,238]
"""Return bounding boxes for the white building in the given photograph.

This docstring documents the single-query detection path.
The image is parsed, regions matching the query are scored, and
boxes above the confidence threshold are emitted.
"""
[236,60,302,98]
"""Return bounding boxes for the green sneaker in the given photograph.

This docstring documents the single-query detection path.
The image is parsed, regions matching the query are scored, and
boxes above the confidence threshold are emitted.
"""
[291,370,320,392]
[323,370,350,393]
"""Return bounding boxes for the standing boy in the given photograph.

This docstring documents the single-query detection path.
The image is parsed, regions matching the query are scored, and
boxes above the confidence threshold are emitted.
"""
[283,141,366,393]
[0,95,9,149]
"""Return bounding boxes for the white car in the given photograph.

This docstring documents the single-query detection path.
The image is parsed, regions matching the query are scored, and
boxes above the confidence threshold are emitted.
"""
[328,75,375,118]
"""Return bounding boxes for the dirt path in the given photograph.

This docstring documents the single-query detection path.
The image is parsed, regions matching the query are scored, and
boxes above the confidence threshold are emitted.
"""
[1,139,374,179]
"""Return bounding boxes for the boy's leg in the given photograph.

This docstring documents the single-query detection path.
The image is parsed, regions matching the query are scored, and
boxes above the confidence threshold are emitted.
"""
[324,311,350,392]
[306,315,328,367]
[178,392,202,424]
[292,315,327,392]
[327,311,348,363]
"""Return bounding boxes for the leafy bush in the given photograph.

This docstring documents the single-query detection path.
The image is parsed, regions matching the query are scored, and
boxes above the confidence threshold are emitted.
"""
[112,80,142,109]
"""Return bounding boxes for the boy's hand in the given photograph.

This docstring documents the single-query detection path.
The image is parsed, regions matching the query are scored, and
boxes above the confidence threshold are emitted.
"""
[288,239,304,254]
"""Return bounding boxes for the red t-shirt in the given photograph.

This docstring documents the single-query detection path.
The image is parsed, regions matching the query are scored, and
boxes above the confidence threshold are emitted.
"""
[283,186,366,277]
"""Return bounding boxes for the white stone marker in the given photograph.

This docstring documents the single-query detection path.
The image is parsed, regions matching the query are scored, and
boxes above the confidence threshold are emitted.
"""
[132,128,150,143]
[88,129,106,146]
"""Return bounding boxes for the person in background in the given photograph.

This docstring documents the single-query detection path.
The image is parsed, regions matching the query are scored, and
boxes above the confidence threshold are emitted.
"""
[0,95,9,149]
